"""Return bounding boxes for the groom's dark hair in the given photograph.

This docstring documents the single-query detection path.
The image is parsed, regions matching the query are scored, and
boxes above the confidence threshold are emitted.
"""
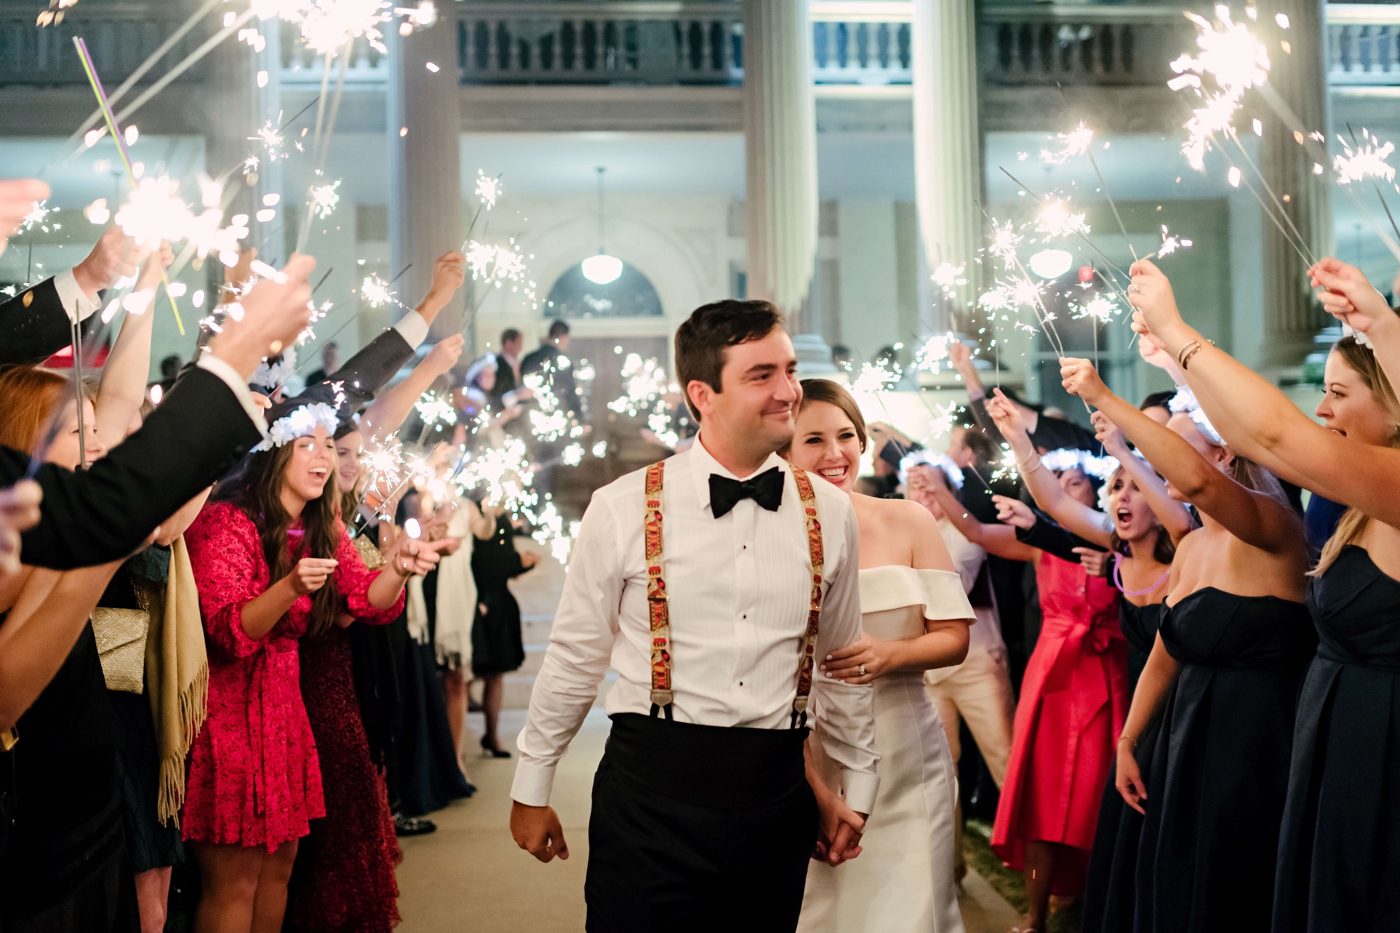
[675,300,785,420]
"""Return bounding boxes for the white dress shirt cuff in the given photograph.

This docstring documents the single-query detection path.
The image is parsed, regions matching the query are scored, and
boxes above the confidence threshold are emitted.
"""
[197,353,270,437]
[393,310,429,349]
[53,268,101,322]
[840,768,880,816]
[509,759,556,808]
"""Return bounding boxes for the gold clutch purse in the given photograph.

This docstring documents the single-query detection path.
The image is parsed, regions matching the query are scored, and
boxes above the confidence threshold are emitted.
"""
[91,607,150,694]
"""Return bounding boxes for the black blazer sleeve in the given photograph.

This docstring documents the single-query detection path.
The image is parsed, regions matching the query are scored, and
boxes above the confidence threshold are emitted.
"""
[6,367,262,569]
[1014,507,1106,564]
[0,277,81,366]
[316,328,414,413]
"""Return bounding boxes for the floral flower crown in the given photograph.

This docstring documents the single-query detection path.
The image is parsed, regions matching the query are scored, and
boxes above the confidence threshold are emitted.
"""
[254,401,341,452]
[1168,386,1224,445]
[1040,447,1120,482]
[899,451,965,490]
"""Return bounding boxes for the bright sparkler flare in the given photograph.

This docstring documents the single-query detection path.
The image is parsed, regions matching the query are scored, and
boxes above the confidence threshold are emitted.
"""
[989,220,1024,269]
[1040,123,1094,165]
[18,200,55,234]
[1334,133,1397,186]
[475,171,502,210]
[414,392,457,428]
[309,179,342,219]
[913,334,956,373]
[930,262,968,298]
[1035,196,1090,239]
[113,176,244,257]
[360,273,394,307]
[1171,7,1271,171]
[1074,294,1121,323]
[248,120,286,162]
[1158,225,1194,256]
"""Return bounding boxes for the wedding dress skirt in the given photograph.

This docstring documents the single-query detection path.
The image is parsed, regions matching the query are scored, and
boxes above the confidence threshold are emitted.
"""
[799,566,971,933]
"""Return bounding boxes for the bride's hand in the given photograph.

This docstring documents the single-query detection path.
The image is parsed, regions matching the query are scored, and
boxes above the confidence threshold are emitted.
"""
[821,633,898,684]
[810,784,866,866]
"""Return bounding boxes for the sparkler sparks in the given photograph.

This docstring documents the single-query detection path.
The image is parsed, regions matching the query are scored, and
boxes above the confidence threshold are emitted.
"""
[1040,123,1094,165]
[988,220,1024,269]
[1171,7,1271,171]
[1157,225,1194,256]
[112,175,245,258]
[1035,196,1090,239]
[309,178,341,219]
[1073,294,1121,323]
[1334,132,1397,186]
[360,274,394,307]
[18,200,56,234]
[414,392,457,428]
[475,171,502,210]
[930,262,967,298]
[248,119,286,162]
[913,334,956,373]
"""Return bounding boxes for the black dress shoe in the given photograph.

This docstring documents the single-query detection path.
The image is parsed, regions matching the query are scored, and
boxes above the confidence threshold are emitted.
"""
[394,813,437,836]
[481,737,512,759]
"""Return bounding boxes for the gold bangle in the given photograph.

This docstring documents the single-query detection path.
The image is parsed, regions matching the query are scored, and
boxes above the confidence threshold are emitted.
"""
[1018,454,1043,475]
[1118,731,1137,749]
[1175,339,1201,369]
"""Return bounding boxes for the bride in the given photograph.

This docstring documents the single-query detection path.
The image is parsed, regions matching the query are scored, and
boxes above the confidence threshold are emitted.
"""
[789,379,974,933]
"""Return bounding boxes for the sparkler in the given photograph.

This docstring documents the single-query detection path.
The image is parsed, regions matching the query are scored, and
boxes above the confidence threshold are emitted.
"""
[1034,196,1090,239]
[475,171,502,210]
[359,273,395,308]
[309,178,342,219]
[1171,7,1271,171]
[1040,123,1094,166]
[930,263,967,299]
[1336,127,1400,247]
[73,37,186,334]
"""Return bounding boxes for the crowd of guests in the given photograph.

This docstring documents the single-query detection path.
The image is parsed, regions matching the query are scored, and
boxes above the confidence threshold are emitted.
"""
[2,161,1400,933]
[0,177,563,933]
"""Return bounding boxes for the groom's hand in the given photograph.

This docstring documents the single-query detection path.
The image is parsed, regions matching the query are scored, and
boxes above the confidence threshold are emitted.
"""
[826,812,866,866]
[511,801,570,862]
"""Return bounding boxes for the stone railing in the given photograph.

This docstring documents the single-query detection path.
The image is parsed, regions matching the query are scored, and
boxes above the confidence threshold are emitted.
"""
[809,1,911,86]
[979,4,1201,88]
[0,0,208,87]
[1328,3,1400,86]
[457,1,742,86]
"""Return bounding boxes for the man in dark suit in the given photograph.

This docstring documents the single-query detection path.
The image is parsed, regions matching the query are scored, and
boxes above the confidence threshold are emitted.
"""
[2,255,317,570]
[0,222,142,367]
[521,319,582,419]
[303,340,340,387]
[492,327,523,403]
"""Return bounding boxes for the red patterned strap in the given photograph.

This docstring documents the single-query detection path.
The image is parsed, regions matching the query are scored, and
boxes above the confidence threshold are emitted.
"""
[644,462,673,717]
[790,469,824,728]
[642,461,825,728]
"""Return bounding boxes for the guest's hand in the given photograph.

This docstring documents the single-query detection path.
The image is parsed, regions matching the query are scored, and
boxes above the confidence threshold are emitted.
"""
[73,224,142,299]
[520,550,540,569]
[1116,738,1147,814]
[206,254,315,380]
[1091,411,1130,459]
[222,247,258,300]
[386,535,447,577]
[821,633,899,684]
[510,801,569,863]
[0,178,49,249]
[133,240,173,296]
[423,250,467,311]
[1136,328,1185,384]
[1127,259,1189,347]
[423,333,465,378]
[1309,257,1397,337]
[1074,547,1112,578]
[288,557,338,596]
[993,495,1036,530]
[0,481,42,580]
[1060,357,1110,406]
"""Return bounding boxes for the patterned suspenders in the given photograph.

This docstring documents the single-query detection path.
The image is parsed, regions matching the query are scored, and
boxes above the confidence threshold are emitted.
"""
[642,461,826,728]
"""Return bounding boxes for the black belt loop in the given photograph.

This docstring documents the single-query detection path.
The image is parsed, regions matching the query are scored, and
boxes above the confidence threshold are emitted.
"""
[649,702,673,720]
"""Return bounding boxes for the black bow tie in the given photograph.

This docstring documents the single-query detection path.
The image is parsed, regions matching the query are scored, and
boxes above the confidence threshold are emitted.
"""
[709,468,784,519]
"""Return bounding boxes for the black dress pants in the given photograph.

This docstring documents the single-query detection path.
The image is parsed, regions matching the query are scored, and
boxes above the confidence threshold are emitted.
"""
[584,713,818,933]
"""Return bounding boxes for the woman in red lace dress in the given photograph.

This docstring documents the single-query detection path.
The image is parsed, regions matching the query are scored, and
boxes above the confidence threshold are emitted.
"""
[183,403,438,933]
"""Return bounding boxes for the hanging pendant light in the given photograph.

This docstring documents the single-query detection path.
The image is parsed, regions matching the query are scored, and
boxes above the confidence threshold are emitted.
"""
[581,166,623,285]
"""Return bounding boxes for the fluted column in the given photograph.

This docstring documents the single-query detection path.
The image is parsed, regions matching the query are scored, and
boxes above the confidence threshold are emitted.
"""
[388,18,462,339]
[913,0,982,333]
[1259,0,1333,369]
[743,0,818,327]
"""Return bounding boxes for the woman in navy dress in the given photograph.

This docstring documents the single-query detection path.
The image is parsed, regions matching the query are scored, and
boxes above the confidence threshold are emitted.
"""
[1129,256,1400,932]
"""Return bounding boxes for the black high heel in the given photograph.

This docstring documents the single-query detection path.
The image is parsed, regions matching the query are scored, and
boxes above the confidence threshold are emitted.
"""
[481,736,512,759]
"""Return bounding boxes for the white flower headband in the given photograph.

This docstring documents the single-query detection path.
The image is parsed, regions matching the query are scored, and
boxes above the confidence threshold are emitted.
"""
[1041,447,1120,482]
[1168,386,1224,446]
[249,346,297,391]
[254,401,341,452]
[899,451,965,490]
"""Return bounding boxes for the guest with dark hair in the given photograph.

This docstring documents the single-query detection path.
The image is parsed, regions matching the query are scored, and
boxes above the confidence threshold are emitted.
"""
[948,340,1102,454]
[522,319,582,419]
[303,342,340,388]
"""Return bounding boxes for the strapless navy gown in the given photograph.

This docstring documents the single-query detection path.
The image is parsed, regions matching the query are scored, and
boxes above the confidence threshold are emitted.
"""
[1134,589,1315,933]
[1082,599,1162,933]
[1274,546,1400,932]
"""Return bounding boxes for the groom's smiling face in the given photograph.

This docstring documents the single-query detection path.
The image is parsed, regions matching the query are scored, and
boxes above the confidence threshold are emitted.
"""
[698,328,802,454]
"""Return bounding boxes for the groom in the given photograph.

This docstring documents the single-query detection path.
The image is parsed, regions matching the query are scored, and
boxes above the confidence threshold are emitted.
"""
[510,300,879,931]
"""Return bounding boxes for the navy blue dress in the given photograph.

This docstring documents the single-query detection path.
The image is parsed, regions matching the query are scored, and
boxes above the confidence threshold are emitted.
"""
[1082,598,1162,933]
[1135,589,1315,933]
[1274,546,1400,932]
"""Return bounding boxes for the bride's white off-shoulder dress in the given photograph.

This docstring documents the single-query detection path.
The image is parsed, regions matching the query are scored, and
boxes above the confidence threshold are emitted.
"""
[799,565,974,933]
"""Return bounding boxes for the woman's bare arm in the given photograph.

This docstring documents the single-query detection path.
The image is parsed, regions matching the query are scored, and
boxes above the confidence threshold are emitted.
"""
[95,243,170,449]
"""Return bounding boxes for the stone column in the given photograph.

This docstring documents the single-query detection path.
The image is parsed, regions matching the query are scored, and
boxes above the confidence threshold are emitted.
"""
[388,17,462,339]
[1258,0,1333,370]
[743,0,818,329]
[912,0,982,333]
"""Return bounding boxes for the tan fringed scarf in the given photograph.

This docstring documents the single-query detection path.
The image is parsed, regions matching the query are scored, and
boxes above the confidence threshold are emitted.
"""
[140,536,208,825]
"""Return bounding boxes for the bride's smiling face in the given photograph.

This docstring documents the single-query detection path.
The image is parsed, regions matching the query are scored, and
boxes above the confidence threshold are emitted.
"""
[788,400,861,492]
